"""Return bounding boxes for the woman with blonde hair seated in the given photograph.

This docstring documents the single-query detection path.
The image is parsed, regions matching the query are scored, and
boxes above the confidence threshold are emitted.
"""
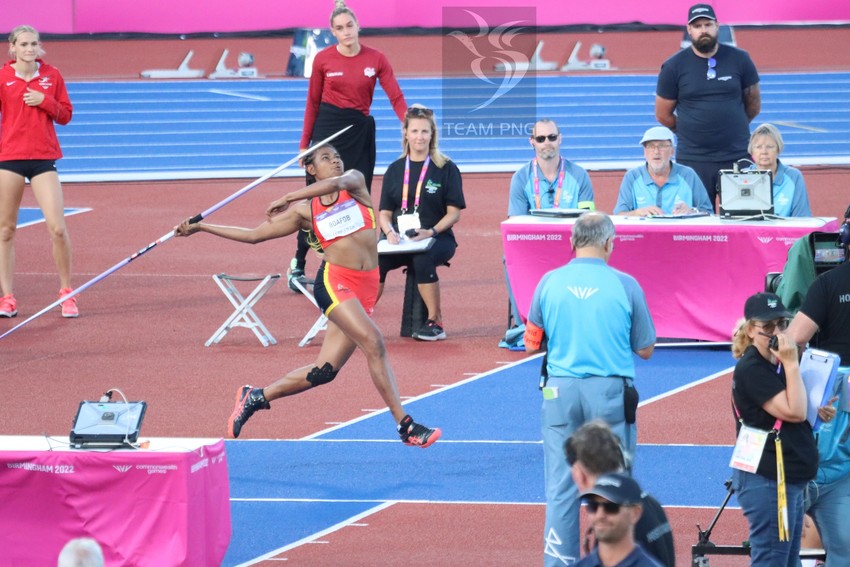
[748,123,812,217]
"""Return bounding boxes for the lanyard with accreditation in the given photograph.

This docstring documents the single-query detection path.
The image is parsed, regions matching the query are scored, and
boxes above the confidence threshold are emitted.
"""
[729,375,790,542]
[532,157,566,209]
[397,155,431,236]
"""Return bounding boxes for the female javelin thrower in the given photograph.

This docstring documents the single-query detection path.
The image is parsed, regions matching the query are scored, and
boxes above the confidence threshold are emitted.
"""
[175,145,440,447]
[0,25,77,318]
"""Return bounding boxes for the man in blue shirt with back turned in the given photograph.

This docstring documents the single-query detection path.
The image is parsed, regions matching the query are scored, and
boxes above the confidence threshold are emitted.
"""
[525,211,656,566]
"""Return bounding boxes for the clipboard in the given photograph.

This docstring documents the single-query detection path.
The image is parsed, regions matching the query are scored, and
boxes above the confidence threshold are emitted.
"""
[377,237,435,255]
[529,208,586,219]
[800,348,842,431]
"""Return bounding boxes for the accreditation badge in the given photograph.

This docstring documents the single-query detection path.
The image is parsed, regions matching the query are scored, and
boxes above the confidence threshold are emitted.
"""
[729,424,769,473]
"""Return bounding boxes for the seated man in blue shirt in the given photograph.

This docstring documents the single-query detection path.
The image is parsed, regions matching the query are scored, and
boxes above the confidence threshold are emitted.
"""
[503,119,595,336]
[508,119,595,215]
[614,126,713,217]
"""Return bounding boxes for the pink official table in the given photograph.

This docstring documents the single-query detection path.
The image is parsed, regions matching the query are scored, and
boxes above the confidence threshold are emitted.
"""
[0,436,230,567]
[503,215,838,342]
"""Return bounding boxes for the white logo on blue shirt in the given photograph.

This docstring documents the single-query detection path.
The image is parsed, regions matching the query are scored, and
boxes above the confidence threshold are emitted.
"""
[568,287,599,300]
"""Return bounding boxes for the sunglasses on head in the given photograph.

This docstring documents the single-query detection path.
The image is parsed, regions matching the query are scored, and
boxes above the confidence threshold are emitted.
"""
[533,134,559,143]
[407,106,433,118]
[706,57,717,80]
[753,319,789,334]
[585,499,622,515]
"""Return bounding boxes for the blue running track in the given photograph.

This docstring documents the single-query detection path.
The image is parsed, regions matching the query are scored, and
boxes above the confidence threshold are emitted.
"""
[58,73,850,181]
[222,348,735,565]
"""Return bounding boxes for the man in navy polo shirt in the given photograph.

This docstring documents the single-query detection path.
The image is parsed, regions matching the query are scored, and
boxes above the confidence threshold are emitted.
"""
[614,126,712,217]
[655,4,761,210]
[525,211,656,566]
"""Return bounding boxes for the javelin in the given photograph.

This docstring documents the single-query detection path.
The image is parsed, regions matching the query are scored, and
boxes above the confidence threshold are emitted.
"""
[0,125,353,341]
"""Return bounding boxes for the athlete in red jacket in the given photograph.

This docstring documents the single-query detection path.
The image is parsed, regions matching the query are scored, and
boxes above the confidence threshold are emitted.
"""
[0,25,77,318]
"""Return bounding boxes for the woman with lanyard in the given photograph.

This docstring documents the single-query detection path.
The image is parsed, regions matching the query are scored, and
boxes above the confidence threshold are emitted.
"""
[730,292,817,566]
[0,25,77,319]
[289,0,407,291]
[175,144,440,448]
[378,105,464,341]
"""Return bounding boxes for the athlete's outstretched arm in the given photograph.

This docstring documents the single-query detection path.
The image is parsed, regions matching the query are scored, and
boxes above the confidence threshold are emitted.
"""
[176,201,310,244]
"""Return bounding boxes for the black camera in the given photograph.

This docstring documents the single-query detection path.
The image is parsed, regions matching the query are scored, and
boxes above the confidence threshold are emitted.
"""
[768,336,779,351]
[405,228,418,238]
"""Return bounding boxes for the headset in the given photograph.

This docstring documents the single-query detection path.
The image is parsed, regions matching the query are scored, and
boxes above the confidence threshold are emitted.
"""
[839,203,850,247]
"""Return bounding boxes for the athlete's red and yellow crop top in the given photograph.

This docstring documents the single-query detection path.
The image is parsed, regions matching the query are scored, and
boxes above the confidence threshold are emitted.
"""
[310,190,376,249]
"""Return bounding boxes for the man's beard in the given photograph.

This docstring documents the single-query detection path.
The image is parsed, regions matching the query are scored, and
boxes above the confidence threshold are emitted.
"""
[692,34,718,54]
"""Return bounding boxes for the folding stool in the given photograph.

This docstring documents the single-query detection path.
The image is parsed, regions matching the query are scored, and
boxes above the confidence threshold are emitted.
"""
[289,277,328,347]
[206,273,280,347]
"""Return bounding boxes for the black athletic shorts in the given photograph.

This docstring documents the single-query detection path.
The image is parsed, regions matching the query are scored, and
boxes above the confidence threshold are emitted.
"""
[0,159,57,180]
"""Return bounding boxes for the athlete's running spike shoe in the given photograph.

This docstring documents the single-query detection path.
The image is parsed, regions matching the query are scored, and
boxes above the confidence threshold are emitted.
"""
[397,415,441,448]
[227,385,270,439]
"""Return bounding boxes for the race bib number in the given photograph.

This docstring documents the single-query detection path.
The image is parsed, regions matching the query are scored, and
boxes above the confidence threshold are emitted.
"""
[729,424,769,473]
[396,213,421,240]
[315,199,365,240]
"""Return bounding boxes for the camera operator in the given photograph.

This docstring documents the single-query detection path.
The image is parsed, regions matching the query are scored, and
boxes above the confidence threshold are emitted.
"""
[730,292,817,567]
[787,205,850,567]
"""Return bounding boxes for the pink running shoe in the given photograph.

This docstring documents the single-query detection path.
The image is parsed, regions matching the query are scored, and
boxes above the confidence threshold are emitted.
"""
[0,294,17,318]
[59,288,79,318]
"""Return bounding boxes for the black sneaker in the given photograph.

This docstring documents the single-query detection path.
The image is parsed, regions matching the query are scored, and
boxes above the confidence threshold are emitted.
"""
[397,415,441,448]
[412,320,446,341]
[288,268,309,293]
[287,258,310,293]
[227,385,270,439]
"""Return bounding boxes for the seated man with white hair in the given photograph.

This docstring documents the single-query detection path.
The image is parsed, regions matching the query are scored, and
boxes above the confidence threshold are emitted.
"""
[57,537,104,567]
[614,126,713,217]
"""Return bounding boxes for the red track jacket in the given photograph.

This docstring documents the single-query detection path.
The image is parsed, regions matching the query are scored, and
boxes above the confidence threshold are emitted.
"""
[0,59,72,161]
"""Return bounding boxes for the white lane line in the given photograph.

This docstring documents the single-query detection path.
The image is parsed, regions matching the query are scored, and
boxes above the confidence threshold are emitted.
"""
[233,501,396,566]
[639,367,734,407]
[208,88,271,101]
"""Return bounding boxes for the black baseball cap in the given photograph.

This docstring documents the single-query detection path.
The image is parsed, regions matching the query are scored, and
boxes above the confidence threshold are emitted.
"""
[744,292,791,322]
[580,472,643,506]
[688,4,717,24]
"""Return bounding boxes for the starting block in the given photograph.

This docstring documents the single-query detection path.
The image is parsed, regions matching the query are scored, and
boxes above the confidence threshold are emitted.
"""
[140,50,205,79]
[206,273,280,347]
[289,277,328,347]
[560,41,615,72]
[494,41,558,72]
[208,49,261,79]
